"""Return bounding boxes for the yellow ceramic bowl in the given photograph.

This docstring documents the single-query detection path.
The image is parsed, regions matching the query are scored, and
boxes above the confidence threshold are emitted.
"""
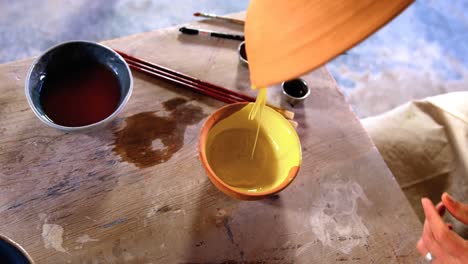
[199,102,302,200]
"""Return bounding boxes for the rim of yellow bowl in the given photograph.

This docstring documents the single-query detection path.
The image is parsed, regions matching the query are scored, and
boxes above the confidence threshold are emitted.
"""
[198,102,302,200]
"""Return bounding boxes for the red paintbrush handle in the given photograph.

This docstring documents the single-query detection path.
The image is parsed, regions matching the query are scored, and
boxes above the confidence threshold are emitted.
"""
[127,63,239,104]
[126,59,247,103]
[116,50,256,102]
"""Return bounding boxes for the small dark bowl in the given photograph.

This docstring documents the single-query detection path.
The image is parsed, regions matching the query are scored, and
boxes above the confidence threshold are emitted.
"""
[238,41,248,67]
[25,40,133,131]
[0,235,34,264]
[281,78,310,106]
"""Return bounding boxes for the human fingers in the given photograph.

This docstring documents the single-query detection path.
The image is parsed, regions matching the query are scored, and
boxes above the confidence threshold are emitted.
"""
[416,238,428,256]
[442,193,468,225]
[421,219,447,261]
[436,201,445,216]
[435,201,454,230]
[422,198,466,255]
[416,239,448,264]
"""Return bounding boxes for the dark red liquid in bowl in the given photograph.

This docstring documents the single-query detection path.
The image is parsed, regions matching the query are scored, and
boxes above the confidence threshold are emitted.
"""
[39,62,121,127]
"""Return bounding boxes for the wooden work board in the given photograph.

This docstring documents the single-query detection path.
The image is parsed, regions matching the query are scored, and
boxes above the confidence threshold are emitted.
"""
[0,13,423,263]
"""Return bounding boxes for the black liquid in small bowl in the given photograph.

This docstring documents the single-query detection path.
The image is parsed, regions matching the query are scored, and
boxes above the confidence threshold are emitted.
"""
[0,236,33,264]
[25,41,133,131]
[282,78,310,106]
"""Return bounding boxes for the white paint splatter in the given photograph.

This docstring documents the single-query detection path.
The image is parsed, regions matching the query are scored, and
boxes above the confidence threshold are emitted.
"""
[38,213,48,222]
[76,234,99,244]
[42,224,67,253]
[216,209,227,217]
[173,209,184,214]
[215,209,227,225]
[295,241,314,257]
[309,179,371,254]
[123,251,135,261]
[146,205,160,218]
[85,216,97,222]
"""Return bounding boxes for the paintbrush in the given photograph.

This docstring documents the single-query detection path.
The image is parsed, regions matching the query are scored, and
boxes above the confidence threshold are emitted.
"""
[194,12,245,25]
[179,27,244,41]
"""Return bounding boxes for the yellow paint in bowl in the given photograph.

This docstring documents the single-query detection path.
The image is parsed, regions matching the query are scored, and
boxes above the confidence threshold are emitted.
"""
[203,103,301,198]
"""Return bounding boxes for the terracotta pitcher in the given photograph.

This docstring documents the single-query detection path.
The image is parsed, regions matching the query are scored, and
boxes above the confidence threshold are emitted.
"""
[245,0,414,87]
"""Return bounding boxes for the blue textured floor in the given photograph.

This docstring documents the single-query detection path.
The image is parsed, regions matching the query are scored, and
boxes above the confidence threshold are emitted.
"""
[327,1,468,116]
[1,0,466,117]
[0,1,248,63]
[330,1,468,86]
[332,1,468,88]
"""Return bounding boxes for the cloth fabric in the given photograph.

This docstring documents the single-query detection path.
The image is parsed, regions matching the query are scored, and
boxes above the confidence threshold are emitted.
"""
[362,92,468,237]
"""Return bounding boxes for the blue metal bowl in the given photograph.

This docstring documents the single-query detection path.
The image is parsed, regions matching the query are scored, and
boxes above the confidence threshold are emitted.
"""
[0,235,33,264]
[25,40,133,131]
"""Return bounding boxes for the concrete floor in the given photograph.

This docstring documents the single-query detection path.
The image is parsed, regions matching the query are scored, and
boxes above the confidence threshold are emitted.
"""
[1,0,467,117]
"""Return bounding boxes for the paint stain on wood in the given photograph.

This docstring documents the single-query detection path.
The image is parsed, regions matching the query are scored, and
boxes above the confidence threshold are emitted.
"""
[194,241,205,247]
[223,219,234,243]
[100,218,127,228]
[157,205,172,213]
[180,262,268,264]
[113,98,206,168]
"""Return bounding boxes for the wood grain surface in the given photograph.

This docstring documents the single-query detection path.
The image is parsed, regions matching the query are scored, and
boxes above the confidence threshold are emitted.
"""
[0,14,423,263]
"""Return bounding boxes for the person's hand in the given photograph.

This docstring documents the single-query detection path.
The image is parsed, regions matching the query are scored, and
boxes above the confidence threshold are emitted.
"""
[416,193,468,263]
